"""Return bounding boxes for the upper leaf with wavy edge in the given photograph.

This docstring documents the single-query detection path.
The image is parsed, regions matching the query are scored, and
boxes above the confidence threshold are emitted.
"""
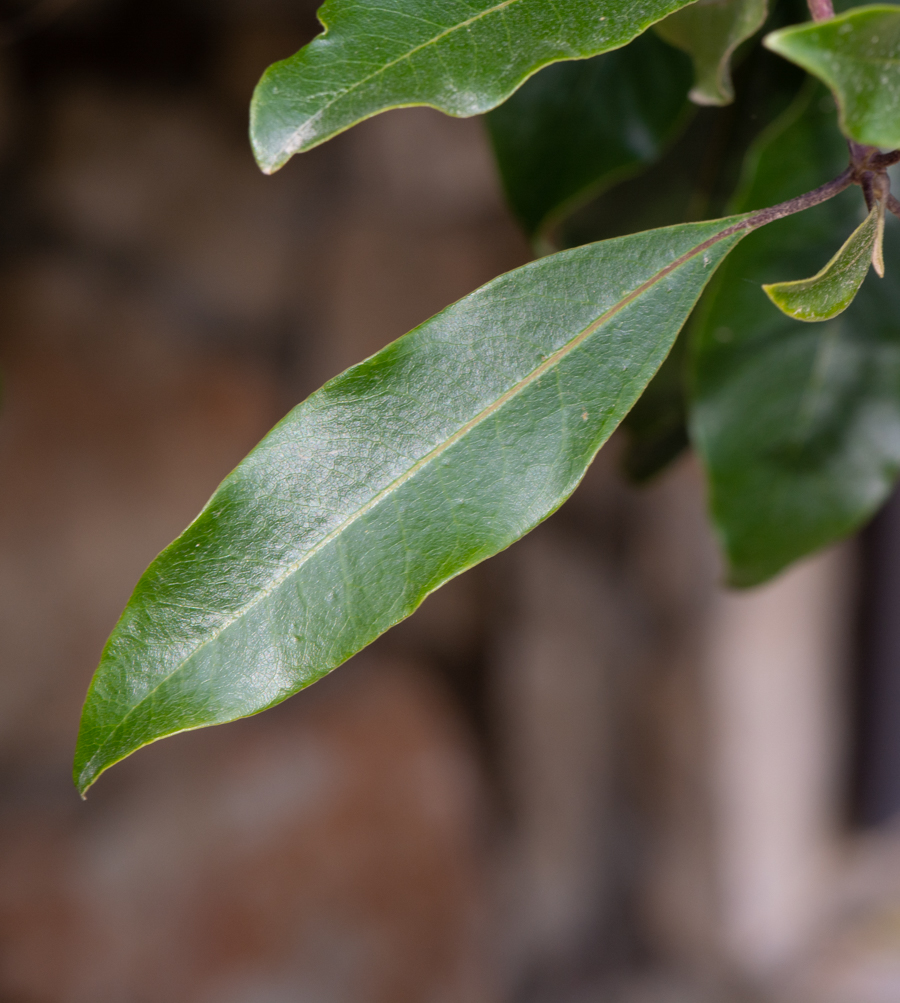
[689,84,900,586]
[249,0,704,173]
[74,215,749,795]
[765,4,900,148]
[655,0,768,105]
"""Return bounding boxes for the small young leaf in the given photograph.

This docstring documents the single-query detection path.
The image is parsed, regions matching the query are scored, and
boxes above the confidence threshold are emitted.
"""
[765,4,900,149]
[763,198,885,320]
[249,0,702,173]
[689,84,900,586]
[75,216,748,794]
[654,0,769,105]
[484,31,692,242]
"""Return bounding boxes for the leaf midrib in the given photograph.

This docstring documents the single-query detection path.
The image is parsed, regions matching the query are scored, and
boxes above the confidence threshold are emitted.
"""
[85,225,738,775]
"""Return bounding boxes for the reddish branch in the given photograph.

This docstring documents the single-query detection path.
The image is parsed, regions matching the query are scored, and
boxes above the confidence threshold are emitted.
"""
[807,0,835,20]
[690,138,900,261]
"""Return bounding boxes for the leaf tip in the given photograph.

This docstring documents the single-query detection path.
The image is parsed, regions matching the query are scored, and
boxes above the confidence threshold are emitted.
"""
[761,27,785,54]
[688,83,733,107]
[72,744,101,799]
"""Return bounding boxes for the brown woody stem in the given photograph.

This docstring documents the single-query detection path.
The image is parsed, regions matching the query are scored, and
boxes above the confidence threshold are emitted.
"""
[872,150,900,169]
[735,168,854,235]
[679,169,856,267]
[685,140,900,269]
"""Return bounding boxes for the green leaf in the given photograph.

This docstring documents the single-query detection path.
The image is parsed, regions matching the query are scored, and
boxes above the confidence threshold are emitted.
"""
[763,198,885,320]
[689,84,900,586]
[249,0,704,173]
[75,216,748,794]
[654,0,769,105]
[484,31,692,242]
[765,4,900,149]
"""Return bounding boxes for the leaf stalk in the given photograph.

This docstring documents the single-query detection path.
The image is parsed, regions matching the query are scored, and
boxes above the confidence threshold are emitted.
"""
[703,138,900,258]
[806,0,834,21]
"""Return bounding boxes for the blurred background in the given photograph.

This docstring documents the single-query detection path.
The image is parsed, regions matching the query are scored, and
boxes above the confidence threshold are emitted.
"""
[0,0,899,1000]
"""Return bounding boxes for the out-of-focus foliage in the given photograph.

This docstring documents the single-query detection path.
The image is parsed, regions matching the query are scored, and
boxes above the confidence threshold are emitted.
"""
[655,0,769,105]
[485,31,692,243]
[691,86,900,585]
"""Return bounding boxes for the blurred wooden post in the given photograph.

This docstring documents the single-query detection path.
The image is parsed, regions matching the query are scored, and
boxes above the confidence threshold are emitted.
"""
[705,547,853,980]
[856,489,900,826]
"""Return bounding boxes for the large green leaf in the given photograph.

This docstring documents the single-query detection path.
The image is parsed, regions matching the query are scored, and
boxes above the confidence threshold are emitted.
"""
[75,216,749,794]
[655,0,769,105]
[690,85,900,586]
[765,4,900,149]
[249,0,703,173]
[484,31,692,242]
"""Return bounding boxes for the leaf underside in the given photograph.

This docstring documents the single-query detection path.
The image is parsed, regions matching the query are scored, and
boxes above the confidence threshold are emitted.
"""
[689,84,900,586]
[75,217,747,794]
[765,4,900,149]
[655,0,769,106]
[249,0,702,173]
[764,198,884,321]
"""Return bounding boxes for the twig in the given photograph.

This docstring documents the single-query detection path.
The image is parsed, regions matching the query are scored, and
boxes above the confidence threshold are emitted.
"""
[807,0,835,20]
[740,167,855,233]
[873,150,900,169]
[674,169,856,266]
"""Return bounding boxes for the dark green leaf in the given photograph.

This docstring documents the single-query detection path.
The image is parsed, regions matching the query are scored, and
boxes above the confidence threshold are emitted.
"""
[484,31,692,242]
[249,0,705,173]
[765,4,900,149]
[75,216,748,794]
[558,19,808,249]
[621,330,691,481]
[655,0,769,105]
[764,198,884,320]
[689,84,900,586]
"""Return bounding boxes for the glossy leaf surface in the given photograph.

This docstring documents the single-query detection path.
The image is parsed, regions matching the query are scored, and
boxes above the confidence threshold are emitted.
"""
[655,0,769,105]
[764,198,884,320]
[484,31,692,241]
[75,217,748,794]
[249,0,702,172]
[690,86,900,585]
[765,5,900,148]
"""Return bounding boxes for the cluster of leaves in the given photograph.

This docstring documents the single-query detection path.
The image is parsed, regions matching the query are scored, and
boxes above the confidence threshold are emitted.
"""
[74,0,900,793]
